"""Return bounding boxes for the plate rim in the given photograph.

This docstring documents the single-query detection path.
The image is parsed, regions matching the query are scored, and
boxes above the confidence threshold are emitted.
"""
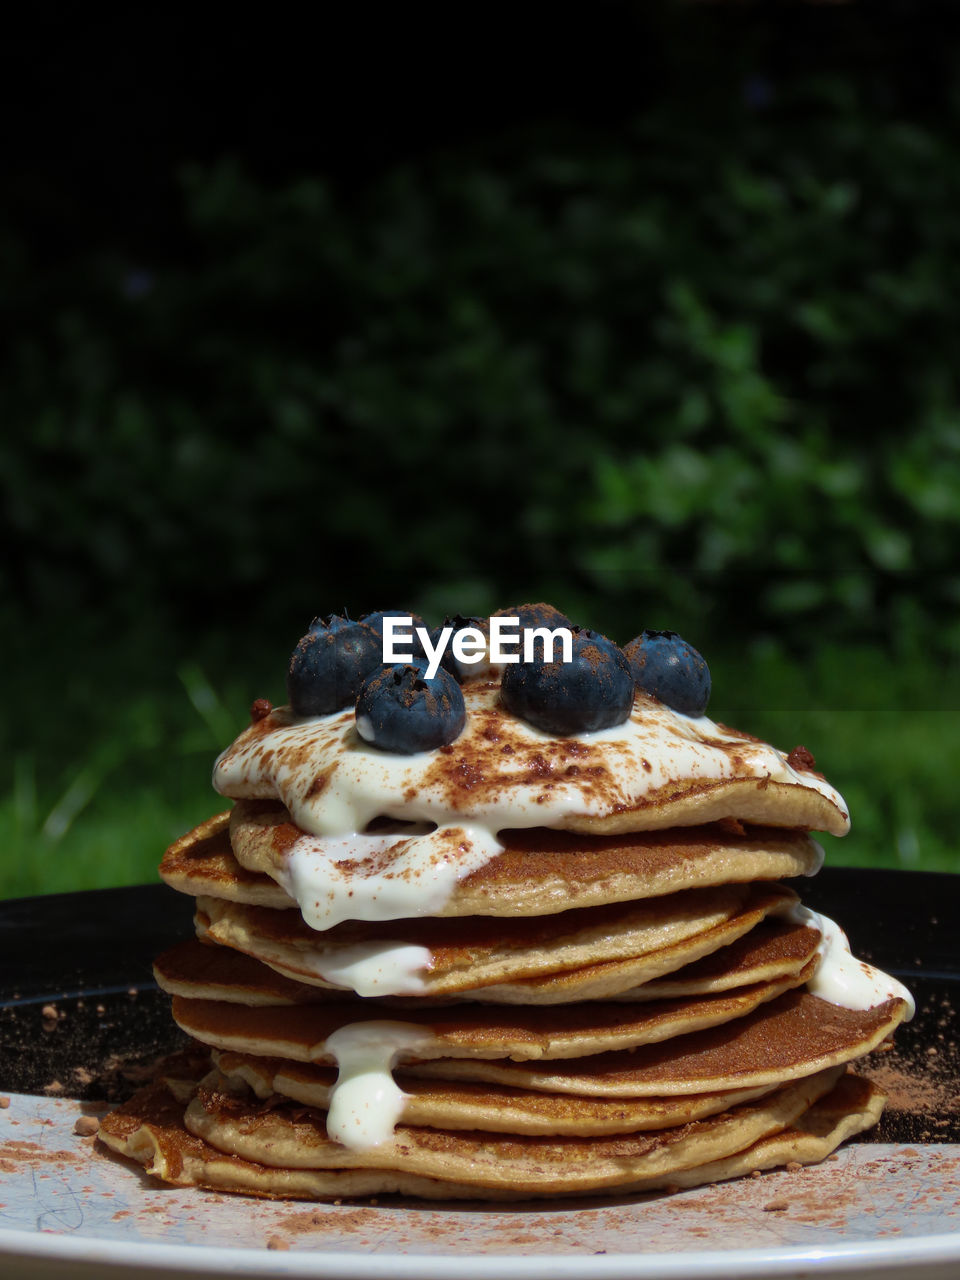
[3,1219,960,1280]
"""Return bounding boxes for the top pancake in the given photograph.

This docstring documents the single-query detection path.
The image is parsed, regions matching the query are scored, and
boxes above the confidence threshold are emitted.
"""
[213,680,850,839]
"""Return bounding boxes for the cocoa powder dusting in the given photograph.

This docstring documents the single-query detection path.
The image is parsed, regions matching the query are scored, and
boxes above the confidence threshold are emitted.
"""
[0,1138,80,1175]
[417,684,620,811]
[867,988,960,1143]
[278,1206,384,1237]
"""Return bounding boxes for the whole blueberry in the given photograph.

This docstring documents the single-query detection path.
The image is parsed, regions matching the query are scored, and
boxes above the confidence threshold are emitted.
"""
[430,614,491,682]
[355,663,466,753]
[287,615,382,716]
[500,627,634,735]
[359,608,427,636]
[623,630,711,717]
[491,602,574,632]
[360,609,428,662]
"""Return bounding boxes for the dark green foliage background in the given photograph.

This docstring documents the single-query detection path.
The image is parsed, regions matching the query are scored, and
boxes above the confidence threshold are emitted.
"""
[2,4,958,892]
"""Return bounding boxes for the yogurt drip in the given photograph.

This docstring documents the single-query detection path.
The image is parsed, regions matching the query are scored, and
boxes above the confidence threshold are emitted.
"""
[324,1021,434,1151]
[276,822,503,931]
[782,903,915,1020]
[295,939,432,997]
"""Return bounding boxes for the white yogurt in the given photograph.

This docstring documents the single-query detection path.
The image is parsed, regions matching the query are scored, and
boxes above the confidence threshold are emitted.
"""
[323,1021,434,1151]
[781,903,915,1020]
[274,821,503,931]
[296,940,431,997]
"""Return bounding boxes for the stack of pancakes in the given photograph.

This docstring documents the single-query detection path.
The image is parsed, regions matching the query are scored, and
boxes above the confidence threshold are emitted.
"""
[99,677,911,1200]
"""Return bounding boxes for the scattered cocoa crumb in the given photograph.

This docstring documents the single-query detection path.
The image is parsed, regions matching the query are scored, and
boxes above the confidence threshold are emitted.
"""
[41,1004,58,1020]
[0,1097,9,1109]
[266,1236,290,1251]
[786,745,817,772]
[43,1081,64,1096]
[127,987,139,997]
[763,1200,790,1212]
[785,1162,803,1173]
[73,1116,100,1137]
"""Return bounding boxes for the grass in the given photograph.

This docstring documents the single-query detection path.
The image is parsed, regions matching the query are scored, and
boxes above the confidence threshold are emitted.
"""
[1,635,957,900]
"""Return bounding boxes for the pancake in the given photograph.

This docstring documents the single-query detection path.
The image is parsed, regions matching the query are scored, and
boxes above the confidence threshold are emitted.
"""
[225,801,824,918]
[96,1069,884,1201]
[168,972,817,1066]
[411,992,909,1095]
[154,916,820,1010]
[99,1066,852,1199]
[664,1072,886,1190]
[160,811,292,909]
[461,891,803,1005]
[211,1051,781,1136]
[213,683,851,848]
[155,940,341,1007]
[185,1065,841,1192]
[620,916,822,1000]
[191,883,795,1001]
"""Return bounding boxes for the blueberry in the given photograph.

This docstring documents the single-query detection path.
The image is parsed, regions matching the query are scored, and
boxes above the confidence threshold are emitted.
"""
[287,614,381,716]
[359,608,427,636]
[491,602,574,632]
[430,614,491,682]
[359,609,428,662]
[623,630,711,717]
[355,663,466,753]
[500,627,634,735]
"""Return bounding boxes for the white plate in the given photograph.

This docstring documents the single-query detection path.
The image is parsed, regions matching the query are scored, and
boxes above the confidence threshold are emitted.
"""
[2,1093,960,1280]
